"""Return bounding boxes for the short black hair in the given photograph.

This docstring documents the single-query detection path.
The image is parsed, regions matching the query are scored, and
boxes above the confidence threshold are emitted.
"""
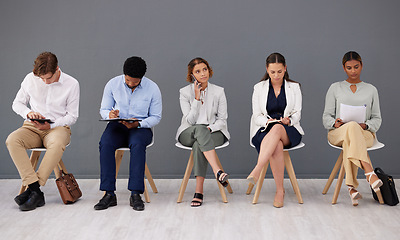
[123,56,147,78]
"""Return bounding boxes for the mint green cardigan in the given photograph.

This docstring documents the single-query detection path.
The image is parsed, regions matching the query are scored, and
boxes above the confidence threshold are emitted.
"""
[322,80,382,132]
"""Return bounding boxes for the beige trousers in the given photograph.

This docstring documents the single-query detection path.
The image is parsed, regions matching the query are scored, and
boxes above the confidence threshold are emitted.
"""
[5,122,71,186]
[328,121,374,188]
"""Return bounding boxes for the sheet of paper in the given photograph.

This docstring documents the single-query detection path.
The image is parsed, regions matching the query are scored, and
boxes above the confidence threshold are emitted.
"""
[340,103,366,123]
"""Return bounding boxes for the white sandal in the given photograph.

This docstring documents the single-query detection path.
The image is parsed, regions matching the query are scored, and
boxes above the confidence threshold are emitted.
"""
[348,186,362,206]
[365,171,383,193]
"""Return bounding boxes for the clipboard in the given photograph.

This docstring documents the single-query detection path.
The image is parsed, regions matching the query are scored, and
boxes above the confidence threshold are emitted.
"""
[99,118,141,123]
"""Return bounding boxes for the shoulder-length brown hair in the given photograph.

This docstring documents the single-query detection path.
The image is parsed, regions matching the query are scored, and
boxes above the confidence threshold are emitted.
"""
[186,57,213,82]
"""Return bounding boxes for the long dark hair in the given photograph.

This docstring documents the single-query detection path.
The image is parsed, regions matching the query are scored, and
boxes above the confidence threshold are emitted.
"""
[342,51,362,66]
[260,52,298,84]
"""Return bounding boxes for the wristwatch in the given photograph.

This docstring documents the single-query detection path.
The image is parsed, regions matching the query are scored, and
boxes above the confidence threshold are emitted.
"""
[137,122,141,128]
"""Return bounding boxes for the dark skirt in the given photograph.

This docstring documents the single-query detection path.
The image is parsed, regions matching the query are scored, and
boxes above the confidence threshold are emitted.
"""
[251,123,302,153]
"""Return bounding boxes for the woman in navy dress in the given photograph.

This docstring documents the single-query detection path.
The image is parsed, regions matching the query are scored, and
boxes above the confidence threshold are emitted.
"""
[247,53,304,208]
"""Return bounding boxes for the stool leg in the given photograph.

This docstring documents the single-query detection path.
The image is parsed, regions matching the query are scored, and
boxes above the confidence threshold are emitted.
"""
[367,154,384,205]
[215,153,228,203]
[177,151,194,203]
[19,151,41,194]
[143,182,150,203]
[145,163,158,193]
[217,178,228,203]
[246,182,254,195]
[54,159,66,179]
[332,161,345,204]
[115,150,124,178]
[323,151,343,195]
[284,152,303,204]
[252,162,269,204]
[376,190,384,204]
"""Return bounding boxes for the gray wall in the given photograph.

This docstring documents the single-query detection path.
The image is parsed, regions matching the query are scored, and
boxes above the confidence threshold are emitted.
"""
[1,0,399,179]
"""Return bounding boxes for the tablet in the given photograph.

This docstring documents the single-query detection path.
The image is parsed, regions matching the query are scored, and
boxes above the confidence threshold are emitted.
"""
[29,118,54,124]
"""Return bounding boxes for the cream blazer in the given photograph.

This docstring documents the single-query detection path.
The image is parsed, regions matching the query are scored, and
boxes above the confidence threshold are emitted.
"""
[250,79,304,144]
[176,82,230,141]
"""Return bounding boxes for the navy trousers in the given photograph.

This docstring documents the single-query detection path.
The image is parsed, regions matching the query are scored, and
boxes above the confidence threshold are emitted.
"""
[99,122,152,193]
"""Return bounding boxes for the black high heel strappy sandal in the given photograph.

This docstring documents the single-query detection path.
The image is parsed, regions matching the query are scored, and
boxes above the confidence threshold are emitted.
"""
[216,170,229,187]
[191,193,203,207]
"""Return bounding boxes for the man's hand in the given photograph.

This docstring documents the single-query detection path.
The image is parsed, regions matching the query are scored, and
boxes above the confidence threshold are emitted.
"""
[120,119,140,129]
[27,111,50,130]
[27,111,44,120]
[109,109,119,119]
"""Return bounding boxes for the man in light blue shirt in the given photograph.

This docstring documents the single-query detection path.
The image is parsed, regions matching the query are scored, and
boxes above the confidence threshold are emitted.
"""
[95,56,162,211]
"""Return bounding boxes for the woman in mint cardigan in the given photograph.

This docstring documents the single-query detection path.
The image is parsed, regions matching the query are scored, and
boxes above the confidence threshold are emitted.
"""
[322,51,382,206]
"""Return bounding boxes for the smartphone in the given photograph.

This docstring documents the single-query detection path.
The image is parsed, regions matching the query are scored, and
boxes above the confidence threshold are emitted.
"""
[191,74,198,83]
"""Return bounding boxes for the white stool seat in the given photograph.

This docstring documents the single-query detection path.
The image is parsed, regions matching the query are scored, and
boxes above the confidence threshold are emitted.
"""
[328,136,384,151]
[175,141,229,150]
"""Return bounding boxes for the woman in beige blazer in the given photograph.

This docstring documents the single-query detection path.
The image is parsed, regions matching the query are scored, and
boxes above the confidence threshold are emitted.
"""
[247,53,304,208]
[176,57,230,207]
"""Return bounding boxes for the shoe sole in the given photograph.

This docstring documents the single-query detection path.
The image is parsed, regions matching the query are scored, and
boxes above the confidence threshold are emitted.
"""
[94,202,117,210]
[19,201,45,211]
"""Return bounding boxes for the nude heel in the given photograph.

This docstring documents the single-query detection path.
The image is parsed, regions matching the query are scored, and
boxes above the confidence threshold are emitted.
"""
[348,186,362,206]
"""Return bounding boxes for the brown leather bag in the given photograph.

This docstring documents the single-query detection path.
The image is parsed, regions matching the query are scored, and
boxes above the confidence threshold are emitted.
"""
[55,170,82,204]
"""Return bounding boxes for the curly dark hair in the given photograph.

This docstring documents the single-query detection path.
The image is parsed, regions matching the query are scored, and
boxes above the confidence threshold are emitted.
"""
[123,56,147,78]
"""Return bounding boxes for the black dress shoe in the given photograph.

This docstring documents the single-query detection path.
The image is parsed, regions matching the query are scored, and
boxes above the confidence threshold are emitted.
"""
[94,193,117,210]
[14,188,31,206]
[19,191,45,211]
[130,194,144,211]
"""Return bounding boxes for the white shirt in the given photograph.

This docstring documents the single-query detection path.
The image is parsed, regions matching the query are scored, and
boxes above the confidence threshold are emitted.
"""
[12,69,80,128]
[195,89,208,125]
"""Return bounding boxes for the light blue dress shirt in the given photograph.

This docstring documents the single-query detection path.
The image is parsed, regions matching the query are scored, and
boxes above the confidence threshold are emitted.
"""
[100,75,162,128]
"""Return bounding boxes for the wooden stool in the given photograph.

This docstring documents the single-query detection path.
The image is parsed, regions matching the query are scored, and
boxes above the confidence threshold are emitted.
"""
[115,144,157,203]
[246,142,305,204]
[176,141,233,203]
[322,137,385,205]
[19,147,68,194]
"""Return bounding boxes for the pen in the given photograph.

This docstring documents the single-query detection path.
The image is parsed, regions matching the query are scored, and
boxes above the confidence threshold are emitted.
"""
[286,111,297,118]
[111,106,119,118]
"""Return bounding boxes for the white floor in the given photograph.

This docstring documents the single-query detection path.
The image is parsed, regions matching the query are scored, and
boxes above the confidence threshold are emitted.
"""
[1,179,400,240]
